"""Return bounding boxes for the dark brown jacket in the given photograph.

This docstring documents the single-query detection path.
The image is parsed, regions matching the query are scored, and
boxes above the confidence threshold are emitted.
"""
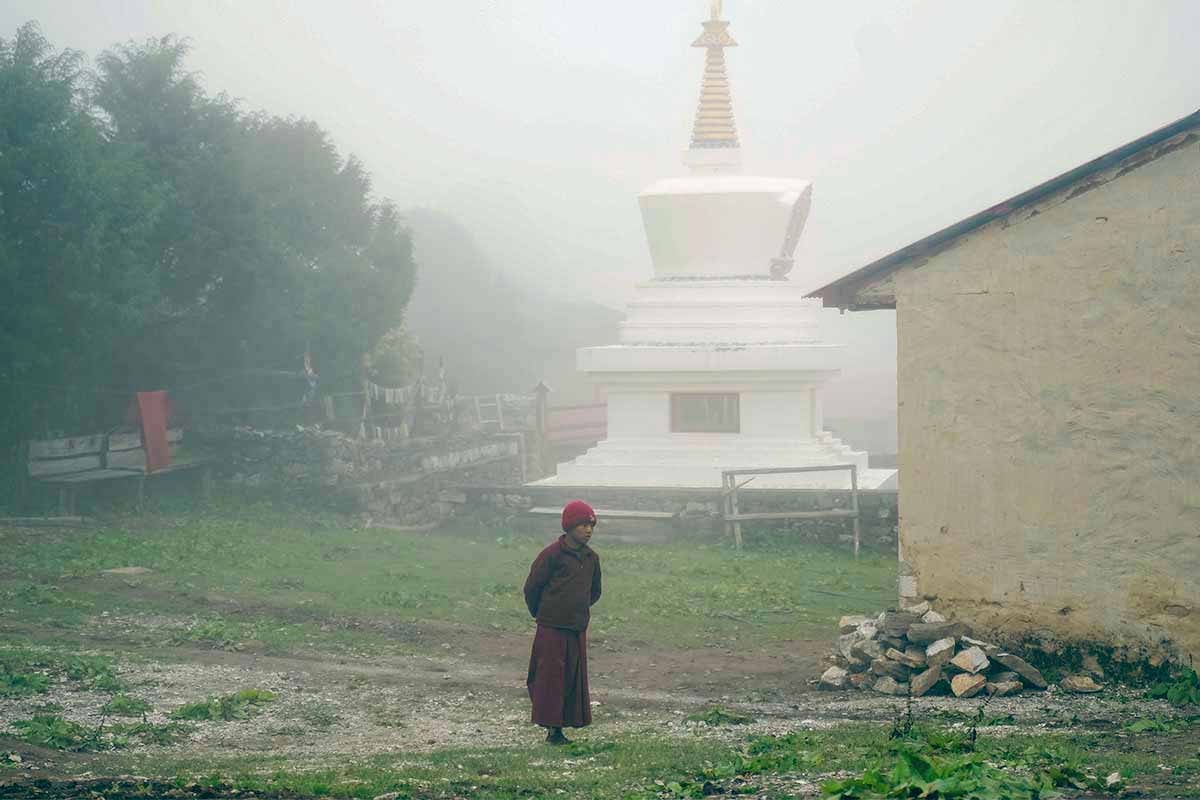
[523,536,601,631]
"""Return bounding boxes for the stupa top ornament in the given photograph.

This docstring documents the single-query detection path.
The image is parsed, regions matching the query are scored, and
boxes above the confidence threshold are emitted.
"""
[685,0,741,174]
[638,1,813,279]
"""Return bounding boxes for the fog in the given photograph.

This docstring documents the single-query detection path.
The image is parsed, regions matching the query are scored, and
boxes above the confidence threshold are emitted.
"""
[6,0,1199,446]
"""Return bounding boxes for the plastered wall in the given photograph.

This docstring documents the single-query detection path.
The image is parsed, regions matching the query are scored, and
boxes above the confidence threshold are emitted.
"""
[893,133,1200,663]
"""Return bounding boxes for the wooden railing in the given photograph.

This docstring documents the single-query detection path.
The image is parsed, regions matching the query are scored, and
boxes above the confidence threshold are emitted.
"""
[721,464,861,556]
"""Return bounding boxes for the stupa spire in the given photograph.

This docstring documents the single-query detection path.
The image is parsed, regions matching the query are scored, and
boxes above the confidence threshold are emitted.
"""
[686,1,741,173]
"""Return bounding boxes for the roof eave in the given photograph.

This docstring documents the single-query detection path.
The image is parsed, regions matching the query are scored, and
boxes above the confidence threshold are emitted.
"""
[807,107,1200,311]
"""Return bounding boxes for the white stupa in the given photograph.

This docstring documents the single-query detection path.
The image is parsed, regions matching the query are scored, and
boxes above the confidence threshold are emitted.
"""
[546,3,895,489]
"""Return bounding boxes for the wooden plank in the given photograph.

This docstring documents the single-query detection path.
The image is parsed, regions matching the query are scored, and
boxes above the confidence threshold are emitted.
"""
[28,435,105,459]
[108,428,182,452]
[108,442,187,469]
[730,476,744,550]
[0,516,92,528]
[726,509,858,522]
[721,464,858,478]
[37,468,142,484]
[28,455,103,477]
[526,507,676,520]
[850,464,861,560]
[36,456,211,484]
[106,448,147,470]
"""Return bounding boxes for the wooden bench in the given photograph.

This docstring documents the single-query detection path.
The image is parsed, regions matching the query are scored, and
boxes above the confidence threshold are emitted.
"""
[27,428,213,514]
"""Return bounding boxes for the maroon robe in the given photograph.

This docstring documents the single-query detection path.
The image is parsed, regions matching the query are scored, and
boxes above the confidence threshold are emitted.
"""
[523,536,601,728]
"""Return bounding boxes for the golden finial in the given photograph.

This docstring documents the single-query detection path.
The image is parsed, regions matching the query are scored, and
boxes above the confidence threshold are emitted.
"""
[690,1,738,150]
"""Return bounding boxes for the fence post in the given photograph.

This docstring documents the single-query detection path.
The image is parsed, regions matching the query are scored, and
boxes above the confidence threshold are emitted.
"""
[532,380,551,479]
[850,464,861,560]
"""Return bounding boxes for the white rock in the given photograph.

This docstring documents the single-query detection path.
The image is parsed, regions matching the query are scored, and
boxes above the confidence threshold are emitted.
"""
[820,666,848,689]
[949,646,990,675]
[987,680,1023,697]
[837,633,860,661]
[925,638,956,669]
[921,610,946,624]
[101,566,152,576]
[961,635,1000,656]
[1060,674,1103,693]
[951,673,987,698]
[910,666,944,697]
[838,615,868,634]
[905,600,931,616]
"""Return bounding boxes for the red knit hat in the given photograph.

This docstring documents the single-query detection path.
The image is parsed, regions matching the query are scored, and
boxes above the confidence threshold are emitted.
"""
[561,500,596,532]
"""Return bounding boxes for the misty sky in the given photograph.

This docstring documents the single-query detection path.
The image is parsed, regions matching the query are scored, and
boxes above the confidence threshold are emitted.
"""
[4,1,1199,427]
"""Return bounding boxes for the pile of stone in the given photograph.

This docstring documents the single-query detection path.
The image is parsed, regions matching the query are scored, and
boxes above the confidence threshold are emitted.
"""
[819,602,1052,698]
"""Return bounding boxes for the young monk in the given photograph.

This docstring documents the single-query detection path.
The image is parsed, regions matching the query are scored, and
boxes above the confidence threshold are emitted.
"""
[523,500,601,745]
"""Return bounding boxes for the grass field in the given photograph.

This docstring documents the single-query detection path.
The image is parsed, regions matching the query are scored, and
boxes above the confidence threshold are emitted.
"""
[0,497,898,654]
[2,497,1198,799]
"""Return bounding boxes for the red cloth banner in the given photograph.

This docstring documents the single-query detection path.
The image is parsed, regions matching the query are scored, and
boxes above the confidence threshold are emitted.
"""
[135,391,171,473]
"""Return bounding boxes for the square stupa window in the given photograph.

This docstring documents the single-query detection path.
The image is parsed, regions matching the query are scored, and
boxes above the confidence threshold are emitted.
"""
[670,393,740,433]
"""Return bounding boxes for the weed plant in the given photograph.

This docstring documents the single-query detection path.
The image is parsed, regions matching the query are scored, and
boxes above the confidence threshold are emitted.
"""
[10,714,191,751]
[1147,667,1200,707]
[685,707,755,726]
[0,649,124,697]
[169,689,277,721]
[822,742,1109,800]
[101,693,153,718]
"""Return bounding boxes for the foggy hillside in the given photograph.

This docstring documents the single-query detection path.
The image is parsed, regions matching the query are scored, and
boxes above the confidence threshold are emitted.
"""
[404,208,622,403]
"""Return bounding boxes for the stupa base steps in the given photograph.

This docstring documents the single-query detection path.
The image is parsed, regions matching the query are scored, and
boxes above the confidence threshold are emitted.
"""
[539,433,895,489]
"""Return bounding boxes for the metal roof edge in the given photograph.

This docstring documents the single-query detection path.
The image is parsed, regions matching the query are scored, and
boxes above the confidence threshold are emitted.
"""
[807,108,1200,307]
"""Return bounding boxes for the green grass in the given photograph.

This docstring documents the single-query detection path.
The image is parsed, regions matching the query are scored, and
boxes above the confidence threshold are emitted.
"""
[78,722,1172,800]
[0,499,896,654]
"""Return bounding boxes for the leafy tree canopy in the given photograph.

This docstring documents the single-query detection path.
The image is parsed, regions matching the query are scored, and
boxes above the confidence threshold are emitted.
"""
[0,23,415,462]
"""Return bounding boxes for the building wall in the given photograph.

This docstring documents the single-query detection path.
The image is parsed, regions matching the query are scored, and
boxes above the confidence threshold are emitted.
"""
[893,134,1200,662]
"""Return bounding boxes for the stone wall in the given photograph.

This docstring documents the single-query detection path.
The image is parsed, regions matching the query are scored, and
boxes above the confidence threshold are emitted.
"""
[462,483,899,553]
[194,426,524,524]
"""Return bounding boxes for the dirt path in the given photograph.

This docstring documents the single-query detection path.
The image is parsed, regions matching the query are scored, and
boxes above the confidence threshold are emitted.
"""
[3,616,1191,773]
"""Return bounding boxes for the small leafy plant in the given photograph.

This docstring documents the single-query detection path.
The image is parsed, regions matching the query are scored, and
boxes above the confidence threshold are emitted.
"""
[107,721,193,747]
[0,650,124,696]
[9,714,191,751]
[1147,667,1200,708]
[101,693,153,718]
[10,715,104,752]
[61,654,125,692]
[686,706,755,726]
[821,743,1106,799]
[169,689,277,721]
[0,668,50,698]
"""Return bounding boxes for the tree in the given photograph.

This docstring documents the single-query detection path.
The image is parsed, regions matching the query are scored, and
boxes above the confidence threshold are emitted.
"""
[93,40,416,390]
[0,23,416,498]
[0,22,166,451]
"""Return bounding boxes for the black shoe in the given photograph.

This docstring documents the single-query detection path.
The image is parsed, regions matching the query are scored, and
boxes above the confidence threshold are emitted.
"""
[546,729,570,745]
